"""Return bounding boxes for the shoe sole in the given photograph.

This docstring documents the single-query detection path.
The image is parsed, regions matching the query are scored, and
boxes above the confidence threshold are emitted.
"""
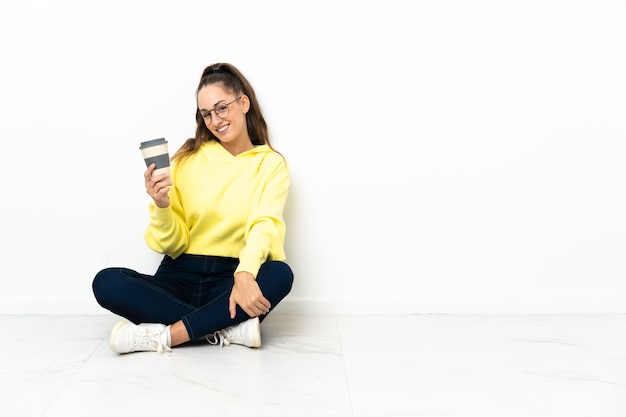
[109,320,130,353]
[249,317,261,348]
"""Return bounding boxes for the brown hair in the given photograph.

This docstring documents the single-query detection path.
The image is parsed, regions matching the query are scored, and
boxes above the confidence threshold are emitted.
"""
[172,63,272,161]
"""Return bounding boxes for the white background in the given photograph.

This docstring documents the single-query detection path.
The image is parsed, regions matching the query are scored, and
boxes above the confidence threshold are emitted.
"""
[1,0,624,314]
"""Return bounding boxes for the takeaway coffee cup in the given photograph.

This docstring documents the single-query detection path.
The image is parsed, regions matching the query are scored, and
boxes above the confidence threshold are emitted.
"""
[139,138,170,177]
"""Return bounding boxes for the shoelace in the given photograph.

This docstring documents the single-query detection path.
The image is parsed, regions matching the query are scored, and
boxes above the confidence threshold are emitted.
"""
[155,338,173,355]
[136,328,173,355]
[206,330,231,348]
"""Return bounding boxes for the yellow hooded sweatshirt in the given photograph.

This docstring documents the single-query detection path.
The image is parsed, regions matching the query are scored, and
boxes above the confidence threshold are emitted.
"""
[144,140,289,278]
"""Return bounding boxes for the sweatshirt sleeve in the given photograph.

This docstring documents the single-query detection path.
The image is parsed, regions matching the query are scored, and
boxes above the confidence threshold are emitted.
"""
[144,172,190,258]
[235,155,289,277]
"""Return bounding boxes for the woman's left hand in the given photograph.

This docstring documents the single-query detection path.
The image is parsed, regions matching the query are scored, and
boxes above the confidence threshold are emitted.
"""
[229,271,271,319]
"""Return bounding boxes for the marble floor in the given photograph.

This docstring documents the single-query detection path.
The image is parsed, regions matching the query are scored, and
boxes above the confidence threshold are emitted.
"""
[1,313,625,417]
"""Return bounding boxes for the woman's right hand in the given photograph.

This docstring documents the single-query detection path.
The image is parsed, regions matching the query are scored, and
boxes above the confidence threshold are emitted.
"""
[144,163,173,208]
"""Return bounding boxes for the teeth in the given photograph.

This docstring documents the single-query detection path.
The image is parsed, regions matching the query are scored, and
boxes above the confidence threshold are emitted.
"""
[218,125,228,133]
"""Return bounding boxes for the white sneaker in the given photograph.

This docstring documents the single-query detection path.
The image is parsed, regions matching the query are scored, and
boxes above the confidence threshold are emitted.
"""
[109,321,171,354]
[207,317,261,348]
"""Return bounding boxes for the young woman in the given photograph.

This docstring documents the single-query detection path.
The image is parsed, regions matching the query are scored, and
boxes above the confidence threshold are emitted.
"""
[92,63,294,354]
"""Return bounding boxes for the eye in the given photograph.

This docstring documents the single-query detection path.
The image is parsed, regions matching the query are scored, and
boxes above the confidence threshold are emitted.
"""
[216,104,228,114]
[201,112,211,119]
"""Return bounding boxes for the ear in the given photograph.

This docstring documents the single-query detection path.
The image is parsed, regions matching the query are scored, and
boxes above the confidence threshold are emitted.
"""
[240,95,250,114]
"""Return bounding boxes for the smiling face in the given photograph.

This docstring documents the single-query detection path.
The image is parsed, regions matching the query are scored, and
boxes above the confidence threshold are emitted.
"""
[197,83,252,155]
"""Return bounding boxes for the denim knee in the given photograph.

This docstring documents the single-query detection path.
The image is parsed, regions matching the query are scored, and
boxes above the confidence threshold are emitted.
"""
[92,267,122,309]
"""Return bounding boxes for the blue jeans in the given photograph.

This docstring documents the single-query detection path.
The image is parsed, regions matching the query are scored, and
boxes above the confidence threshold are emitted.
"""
[92,255,294,340]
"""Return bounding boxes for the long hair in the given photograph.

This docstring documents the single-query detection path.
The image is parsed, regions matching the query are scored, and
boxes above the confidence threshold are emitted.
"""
[172,63,272,162]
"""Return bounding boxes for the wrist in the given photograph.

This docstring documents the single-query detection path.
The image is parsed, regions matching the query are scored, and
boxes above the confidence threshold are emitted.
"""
[234,271,255,281]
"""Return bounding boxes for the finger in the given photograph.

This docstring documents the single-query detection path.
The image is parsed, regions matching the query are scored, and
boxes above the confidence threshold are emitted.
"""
[246,301,263,318]
[152,172,172,184]
[144,166,155,188]
[259,296,271,310]
[254,301,270,315]
[228,296,237,319]
[145,163,156,180]
[156,185,171,197]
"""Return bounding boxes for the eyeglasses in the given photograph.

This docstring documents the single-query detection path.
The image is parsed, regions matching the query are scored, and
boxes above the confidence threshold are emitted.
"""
[200,96,242,122]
